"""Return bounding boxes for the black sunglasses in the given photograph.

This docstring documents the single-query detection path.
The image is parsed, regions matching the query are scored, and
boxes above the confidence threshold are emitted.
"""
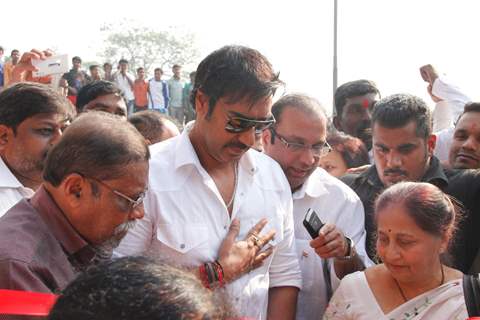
[225,114,276,135]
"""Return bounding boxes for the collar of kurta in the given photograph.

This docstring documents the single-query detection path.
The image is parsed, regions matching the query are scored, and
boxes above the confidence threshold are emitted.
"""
[292,168,330,200]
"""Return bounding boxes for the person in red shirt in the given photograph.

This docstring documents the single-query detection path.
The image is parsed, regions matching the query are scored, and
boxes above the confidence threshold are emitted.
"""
[133,67,149,112]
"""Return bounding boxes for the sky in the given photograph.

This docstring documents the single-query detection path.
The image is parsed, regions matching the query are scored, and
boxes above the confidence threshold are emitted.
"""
[2,0,479,115]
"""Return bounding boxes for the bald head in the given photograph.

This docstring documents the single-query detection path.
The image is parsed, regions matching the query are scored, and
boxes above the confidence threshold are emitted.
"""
[272,93,327,126]
[44,112,149,185]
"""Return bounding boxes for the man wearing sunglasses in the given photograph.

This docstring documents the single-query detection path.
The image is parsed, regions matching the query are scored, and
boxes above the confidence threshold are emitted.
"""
[116,45,302,320]
[262,94,372,320]
[0,112,149,293]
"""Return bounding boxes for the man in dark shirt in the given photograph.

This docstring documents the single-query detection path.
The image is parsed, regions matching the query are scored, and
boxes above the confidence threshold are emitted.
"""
[0,112,150,293]
[332,79,380,152]
[342,93,480,273]
[62,56,90,98]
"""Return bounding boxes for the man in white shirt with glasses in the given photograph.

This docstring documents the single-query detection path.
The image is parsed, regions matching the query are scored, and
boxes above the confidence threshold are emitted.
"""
[116,45,302,319]
[263,94,372,319]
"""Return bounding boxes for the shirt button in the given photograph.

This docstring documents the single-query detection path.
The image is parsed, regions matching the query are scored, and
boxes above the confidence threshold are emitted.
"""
[240,192,244,196]
[180,244,185,249]
[224,225,227,230]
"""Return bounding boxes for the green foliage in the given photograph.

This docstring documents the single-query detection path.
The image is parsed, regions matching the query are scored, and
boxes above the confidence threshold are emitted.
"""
[99,20,200,75]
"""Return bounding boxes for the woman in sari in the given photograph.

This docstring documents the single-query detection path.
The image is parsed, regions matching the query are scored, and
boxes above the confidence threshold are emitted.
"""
[323,181,467,320]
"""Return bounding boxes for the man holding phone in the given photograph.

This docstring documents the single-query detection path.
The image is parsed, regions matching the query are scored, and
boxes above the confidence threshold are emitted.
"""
[263,94,371,320]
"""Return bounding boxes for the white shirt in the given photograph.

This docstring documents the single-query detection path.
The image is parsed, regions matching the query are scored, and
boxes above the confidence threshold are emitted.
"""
[431,75,471,132]
[292,168,372,320]
[116,129,302,319]
[434,126,454,163]
[114,72,135,100]
[148,79,166,110]
[0,157,35,217]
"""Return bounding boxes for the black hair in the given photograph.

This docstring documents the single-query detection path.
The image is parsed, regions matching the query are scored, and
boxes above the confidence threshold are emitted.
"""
[118,58,129,65]
[48,256,229,320]
[76,80,124,114]
[0,82,75,132]
[89,65,100,71]
[334,79,379,117]
[128,110,180,144]
[190,45,284,118]
[154,68,163,73]
[371,93,431,139]
[455,102,480,124]
[43,112,149,186]
[72,56,82,63]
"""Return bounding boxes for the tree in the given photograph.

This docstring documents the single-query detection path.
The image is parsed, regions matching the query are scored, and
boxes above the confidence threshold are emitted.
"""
[99,20,200,75]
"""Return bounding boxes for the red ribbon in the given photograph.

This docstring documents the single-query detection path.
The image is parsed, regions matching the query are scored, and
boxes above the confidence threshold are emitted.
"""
[0,290,57,316]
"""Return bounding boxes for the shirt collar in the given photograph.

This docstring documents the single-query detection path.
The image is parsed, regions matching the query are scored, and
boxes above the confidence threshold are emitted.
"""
[174,125,259,177]
[292,168,329,200]
[421,156,449,187]
[362,156,448,188]
[30,186,96,266]
[0,156,23,188]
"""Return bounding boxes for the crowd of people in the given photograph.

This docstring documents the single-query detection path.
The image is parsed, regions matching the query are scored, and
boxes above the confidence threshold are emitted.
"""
[0,46,196,125]
[0,43,479,320]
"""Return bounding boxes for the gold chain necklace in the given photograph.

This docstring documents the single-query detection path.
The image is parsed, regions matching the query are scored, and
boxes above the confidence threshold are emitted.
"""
[393,264,445,302]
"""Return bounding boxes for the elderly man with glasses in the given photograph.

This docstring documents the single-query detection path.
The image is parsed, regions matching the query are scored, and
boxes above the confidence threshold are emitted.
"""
[0,112,149,293]
[262,94,372,320]
[115,45,302,320]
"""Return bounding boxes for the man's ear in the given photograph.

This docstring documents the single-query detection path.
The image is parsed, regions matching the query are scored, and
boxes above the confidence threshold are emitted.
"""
[0,124,13,150]
[194,90,210,118]
[262,129,272,148]
[427,134,437,156]
[61,173,87,208]
[332,116,342,132]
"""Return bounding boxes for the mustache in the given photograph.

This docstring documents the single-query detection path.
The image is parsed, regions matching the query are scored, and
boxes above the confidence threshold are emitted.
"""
[384,168,408,176]
[356,121,372,136]
[112,219,137,241]
[226,142,249,150]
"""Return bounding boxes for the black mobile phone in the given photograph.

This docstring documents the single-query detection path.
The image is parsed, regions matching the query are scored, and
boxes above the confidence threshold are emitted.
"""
[303,208,325,239]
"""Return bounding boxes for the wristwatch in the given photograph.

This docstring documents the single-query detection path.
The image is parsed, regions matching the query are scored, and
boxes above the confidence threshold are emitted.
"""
[336,236,356,260]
